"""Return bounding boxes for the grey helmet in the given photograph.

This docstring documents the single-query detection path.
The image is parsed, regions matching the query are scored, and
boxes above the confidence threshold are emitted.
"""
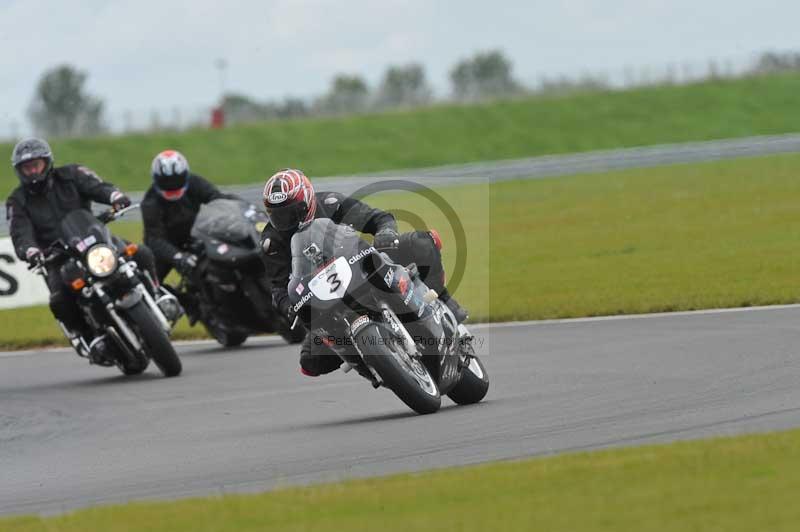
[11,137,54,193]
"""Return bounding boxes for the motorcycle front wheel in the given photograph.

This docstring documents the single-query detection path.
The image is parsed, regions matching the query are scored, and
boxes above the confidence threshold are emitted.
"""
[358,323,441,415]
[125,301,182,377]
[203,320,249,347]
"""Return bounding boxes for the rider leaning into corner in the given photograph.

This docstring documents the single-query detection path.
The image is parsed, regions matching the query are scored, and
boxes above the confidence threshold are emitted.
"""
[140,150,238,320]
[260,168,469,377]
[5,137,155,360]
[141,149,236,282]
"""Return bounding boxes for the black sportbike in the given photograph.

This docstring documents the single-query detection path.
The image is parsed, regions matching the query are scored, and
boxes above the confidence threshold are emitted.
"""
[174,198,305,347]
[30,206,182,377]
[288,218,489,414]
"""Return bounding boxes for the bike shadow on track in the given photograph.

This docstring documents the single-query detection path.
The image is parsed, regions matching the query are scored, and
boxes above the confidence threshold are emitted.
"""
[275,401,493,432]
[180,340,289,356]
[0,371,173,394]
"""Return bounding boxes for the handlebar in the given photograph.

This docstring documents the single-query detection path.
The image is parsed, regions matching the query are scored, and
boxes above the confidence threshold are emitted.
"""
[27,240,67,274]
[97,203,140,224]
[27,205,141,274]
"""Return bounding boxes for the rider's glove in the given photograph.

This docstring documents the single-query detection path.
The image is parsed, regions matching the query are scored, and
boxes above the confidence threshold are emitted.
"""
[373,228,400,251]
[109,191,132,211]
[173,252,198,276]
[25,247,44,266]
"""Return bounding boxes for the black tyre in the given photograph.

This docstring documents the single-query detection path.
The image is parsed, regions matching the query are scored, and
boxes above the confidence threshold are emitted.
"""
[200,313,247,347]
[203,321,249,347]
[126,301,182,377]
[359,324,441,415]
[447,356,489,405]
[107,327,150,376]
[218,331,248,347]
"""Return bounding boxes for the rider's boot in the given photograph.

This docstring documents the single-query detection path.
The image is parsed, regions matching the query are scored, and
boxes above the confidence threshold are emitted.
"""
[174,291,201,325]
[439,288,469,324]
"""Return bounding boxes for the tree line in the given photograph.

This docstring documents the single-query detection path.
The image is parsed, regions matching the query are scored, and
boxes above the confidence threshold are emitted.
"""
[27,50,521,137]
[26,49,800,138]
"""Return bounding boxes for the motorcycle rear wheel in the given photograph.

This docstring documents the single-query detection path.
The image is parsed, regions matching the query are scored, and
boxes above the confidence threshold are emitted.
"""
[447,356,489,405]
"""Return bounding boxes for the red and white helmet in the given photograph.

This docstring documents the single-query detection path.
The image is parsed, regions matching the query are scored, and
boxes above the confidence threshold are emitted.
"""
[151,149,190,201]
[262,169,316,231]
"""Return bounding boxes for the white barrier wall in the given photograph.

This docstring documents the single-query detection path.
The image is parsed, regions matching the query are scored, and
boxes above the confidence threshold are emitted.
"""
[0,237,50,309]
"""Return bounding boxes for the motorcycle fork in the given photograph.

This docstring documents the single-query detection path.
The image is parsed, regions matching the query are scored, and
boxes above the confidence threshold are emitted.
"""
[92,284,143,352]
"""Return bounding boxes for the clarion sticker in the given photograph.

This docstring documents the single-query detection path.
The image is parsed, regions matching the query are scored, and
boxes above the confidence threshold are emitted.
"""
[348,246,376,265]
[293,291,313,313]
[268,191,288,204]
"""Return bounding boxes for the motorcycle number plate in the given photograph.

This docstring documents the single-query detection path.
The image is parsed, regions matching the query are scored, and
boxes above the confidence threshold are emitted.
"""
[309,256,352,301]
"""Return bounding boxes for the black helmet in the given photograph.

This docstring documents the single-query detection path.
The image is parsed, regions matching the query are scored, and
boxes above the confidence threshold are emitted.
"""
[11,137,53,194]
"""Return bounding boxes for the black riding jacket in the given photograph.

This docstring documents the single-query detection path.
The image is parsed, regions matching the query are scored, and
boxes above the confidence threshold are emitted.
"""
[141,174,229,264]
[260,191,398,315]
[5,164,121,260]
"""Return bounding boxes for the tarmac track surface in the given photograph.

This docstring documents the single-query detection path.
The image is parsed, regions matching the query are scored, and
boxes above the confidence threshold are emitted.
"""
[3,305,800,515]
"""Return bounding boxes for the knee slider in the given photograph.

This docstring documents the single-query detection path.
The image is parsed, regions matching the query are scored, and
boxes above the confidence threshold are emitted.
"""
[300,350,342,376]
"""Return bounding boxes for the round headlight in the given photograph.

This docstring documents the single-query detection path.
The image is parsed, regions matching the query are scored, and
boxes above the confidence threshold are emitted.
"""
[86,245,117,277]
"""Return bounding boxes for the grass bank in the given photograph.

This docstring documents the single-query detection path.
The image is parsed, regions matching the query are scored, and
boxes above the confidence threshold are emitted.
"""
[3,73,800,197]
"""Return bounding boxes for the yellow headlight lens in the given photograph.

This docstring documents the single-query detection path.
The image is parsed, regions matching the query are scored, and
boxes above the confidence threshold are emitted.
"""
[86,245,117,276]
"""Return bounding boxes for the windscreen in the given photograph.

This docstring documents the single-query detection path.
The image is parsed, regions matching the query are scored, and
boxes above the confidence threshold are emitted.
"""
[192,198,264,244]
[290,218,368,279]
[60,209,112,251]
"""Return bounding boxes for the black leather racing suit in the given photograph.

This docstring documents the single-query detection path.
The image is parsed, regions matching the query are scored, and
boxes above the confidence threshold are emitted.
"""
[260,191,452,376]
[5,164,156,337]
[141,174,232,281]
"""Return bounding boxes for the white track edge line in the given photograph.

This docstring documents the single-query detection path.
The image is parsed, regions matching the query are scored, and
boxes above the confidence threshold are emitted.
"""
[3,303,800,358]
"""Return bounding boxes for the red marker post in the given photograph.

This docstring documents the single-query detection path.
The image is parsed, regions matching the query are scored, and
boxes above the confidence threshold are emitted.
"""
[210,107,225,129]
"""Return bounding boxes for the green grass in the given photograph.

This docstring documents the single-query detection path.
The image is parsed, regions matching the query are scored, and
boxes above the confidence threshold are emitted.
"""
[4,427,800,531]
[4,152,800,348]
[377,152,800,321]
[4,73,800,197]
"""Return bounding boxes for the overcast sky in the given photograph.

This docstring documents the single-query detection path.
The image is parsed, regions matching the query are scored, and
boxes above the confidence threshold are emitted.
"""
[0,0,797,136]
